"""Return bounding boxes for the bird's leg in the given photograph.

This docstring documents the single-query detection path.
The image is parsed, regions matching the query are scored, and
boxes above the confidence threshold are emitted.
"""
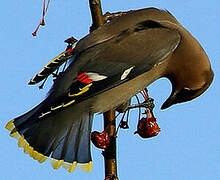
[116,88,155,112]
[114,88,155,134]
[128,97,155,111]
[128,88,155,111]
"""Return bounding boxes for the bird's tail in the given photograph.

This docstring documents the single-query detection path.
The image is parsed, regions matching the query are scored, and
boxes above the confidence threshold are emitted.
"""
[5,101,93,172]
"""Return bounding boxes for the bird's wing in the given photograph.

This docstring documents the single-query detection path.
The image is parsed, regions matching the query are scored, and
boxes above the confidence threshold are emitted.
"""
[28,42,77,85]
[43,20,181,115]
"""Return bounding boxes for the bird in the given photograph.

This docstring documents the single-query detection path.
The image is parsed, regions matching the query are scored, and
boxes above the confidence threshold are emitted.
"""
[6,7,213,173]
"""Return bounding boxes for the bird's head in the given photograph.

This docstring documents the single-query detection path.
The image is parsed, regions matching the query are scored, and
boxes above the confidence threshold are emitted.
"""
[161,67,214,110]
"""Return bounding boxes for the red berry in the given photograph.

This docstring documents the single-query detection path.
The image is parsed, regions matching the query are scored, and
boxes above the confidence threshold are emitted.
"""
[91,131,110,149]
[134,109,160,138]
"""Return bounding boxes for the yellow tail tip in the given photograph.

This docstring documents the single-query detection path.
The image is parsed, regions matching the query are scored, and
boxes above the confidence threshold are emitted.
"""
[38,155,48,163]
[78,161,93,172]
[7,127,48,165]
[23,143,31,154]
[31,150,41,160]
[18,136,25,147]
[50,158,64,169]
[6,123,92,173]
[6,120,15,131]
[23,143,47,163]
[28,147,34,157]
[62,161,77,172]
[10,131,21,140]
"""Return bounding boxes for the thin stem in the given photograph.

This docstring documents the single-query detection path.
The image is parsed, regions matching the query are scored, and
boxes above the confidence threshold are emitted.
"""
[32,0,51,36]
[42,0,46,16]
[115,112,126,136]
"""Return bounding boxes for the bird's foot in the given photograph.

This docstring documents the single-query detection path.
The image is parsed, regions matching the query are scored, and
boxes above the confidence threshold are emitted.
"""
[128,97,155,111]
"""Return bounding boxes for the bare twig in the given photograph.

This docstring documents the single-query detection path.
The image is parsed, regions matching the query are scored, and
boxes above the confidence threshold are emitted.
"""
[88,0,118,179]
[103,110,118,180]
[89,0,104,31]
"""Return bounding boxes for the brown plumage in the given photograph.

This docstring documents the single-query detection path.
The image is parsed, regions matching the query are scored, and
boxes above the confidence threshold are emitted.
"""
[6,8,213,173]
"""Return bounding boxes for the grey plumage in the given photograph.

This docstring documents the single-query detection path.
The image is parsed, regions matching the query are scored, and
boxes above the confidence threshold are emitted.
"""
[6,7,213,172]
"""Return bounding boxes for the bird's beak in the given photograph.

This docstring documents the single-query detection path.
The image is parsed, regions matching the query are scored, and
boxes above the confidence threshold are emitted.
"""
[161,91,178,110]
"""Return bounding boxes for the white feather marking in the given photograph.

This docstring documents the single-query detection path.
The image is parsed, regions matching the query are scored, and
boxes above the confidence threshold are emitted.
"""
[86,72,107,81]
[39,111,51,118]
[71,42,77,49]
[121,66,135,80]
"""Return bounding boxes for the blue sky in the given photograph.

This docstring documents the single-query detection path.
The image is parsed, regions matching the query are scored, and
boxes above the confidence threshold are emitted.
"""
[1,0,220,180]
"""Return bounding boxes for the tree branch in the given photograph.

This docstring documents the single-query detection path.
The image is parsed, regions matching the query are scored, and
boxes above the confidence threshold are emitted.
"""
[88,1,118,179]
[103,110,118,180]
